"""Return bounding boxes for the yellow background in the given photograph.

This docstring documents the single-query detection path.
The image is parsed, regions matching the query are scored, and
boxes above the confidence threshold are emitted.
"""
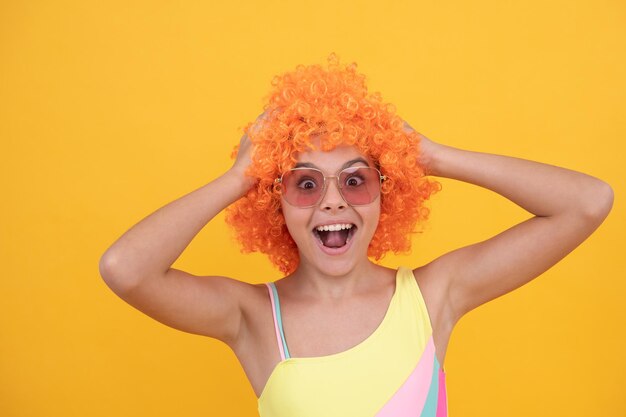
[2,1,624,416]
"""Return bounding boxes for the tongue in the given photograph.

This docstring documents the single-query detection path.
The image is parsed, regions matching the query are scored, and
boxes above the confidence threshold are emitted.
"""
[320,229,349,248]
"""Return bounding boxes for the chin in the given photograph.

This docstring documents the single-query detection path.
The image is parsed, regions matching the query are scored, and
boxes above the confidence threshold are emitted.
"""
[300,242,370,277]
[315,260,358,277]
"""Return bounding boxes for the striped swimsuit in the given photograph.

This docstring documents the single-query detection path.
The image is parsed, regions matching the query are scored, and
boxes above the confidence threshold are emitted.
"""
[258,266,448,416]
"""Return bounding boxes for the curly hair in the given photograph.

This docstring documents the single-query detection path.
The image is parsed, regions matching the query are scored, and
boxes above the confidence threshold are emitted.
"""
[224,53,441,275]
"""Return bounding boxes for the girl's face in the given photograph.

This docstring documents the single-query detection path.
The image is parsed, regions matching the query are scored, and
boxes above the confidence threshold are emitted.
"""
[280,144,381,276]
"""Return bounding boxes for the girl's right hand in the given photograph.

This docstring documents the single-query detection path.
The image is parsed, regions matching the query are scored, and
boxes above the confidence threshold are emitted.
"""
[229,110,269,191]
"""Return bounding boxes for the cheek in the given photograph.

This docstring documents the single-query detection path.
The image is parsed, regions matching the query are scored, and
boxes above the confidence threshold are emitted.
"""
[364,205,382,234]
[370,211,381,231]
[280,203,309,239]
[366,200,381,219]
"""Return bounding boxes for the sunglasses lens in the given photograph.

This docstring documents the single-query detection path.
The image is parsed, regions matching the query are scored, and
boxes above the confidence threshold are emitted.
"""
[281,169,325,207]
[339,167,381,205]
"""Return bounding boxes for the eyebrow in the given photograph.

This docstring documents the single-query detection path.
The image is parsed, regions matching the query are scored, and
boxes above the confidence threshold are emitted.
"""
[294,158,370,170]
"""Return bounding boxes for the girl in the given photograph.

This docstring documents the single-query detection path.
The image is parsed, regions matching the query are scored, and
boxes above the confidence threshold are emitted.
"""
[99,54,613,416]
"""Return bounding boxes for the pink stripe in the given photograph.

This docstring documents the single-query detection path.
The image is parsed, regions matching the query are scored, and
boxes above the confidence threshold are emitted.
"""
[265,283,286,361]
[436,368,448,416]
[375,336,436,416]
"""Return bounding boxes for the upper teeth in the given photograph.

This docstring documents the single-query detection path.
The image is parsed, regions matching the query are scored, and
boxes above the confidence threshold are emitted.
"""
[316,223,353,232]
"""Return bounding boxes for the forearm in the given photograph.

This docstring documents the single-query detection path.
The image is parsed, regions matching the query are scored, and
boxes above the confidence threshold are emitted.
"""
[99,168,250,286]
[428,142,613,218]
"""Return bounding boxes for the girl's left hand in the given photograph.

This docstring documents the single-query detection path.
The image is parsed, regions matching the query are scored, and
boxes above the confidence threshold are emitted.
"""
[402,120,437,176]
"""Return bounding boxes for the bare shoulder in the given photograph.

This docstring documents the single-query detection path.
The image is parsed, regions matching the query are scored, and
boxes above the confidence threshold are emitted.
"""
[410,262,457,367]
[233,279,276,338]
[412,261,457,332]
[209,277,274,341]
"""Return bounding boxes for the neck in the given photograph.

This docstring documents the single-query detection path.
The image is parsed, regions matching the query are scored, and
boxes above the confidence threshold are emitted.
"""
[287,259,384,301]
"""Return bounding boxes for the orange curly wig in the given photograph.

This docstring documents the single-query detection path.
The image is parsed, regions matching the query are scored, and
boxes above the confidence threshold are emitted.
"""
[225,53,441,275]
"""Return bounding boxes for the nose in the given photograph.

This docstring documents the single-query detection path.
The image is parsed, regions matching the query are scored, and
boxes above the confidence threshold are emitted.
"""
[319,176,347,211]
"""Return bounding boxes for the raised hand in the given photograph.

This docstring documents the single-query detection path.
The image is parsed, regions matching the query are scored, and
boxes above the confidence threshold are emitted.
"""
[230,110,270,190]
[402,120,438,176]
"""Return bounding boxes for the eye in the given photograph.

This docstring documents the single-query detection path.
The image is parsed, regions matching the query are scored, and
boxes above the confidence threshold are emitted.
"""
[345,174,365,187]
[297,178,318,190]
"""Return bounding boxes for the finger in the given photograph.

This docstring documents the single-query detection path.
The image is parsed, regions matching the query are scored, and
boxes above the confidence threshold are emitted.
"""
[249,112,268,136]
[402,120,415,132]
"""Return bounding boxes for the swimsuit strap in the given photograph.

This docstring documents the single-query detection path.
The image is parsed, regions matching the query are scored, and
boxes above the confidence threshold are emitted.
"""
[265,282,291,360]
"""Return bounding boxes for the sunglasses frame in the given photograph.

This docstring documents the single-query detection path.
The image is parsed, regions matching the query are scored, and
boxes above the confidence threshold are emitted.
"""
[275,166,387,208]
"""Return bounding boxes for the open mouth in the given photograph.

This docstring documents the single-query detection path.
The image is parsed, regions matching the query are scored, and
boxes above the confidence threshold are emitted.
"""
[312,223,357,248]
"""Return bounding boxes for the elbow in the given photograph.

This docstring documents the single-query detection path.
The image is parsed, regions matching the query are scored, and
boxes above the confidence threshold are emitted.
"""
[99,253,138,294]
[581,180,614,222]
[99,253,117,282]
